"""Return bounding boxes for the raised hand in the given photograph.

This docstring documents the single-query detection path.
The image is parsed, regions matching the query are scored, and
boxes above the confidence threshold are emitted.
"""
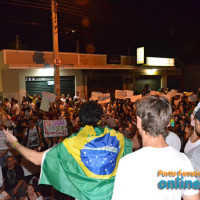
[3,129,18,146]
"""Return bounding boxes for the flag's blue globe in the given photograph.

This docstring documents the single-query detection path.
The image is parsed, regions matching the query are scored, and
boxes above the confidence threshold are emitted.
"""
[80,133,121,175]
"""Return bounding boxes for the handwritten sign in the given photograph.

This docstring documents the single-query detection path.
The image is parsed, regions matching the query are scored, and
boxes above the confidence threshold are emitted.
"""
[115,90,127,99]
[188,94,197,102]
[91,92,102,101]
[40,92,56,112]
[131,94,142,102]
[115,90,134,99]
[98,93,110,104]
[150,91,161,96]
[43,120,68,137]
[125,90,134,98]
[160,94,172,101]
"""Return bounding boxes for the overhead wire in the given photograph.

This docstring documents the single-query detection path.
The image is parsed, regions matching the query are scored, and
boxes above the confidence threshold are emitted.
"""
[34,0,50,3]
[0,0,130,41]
[0,19,50,26]
[0,0,116,23]
[4,0,50,8]
[0,0,131,27]
[0,1,50,10]
[0,0,133,25]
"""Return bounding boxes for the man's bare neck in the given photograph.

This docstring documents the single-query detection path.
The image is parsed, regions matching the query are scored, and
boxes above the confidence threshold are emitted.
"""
[142,133,168,148]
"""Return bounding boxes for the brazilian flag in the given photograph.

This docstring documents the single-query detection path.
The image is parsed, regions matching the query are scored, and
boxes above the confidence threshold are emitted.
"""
[39,125,132,200]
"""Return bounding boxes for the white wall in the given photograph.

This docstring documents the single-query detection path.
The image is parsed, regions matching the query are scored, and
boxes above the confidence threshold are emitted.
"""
[2,68,84,101]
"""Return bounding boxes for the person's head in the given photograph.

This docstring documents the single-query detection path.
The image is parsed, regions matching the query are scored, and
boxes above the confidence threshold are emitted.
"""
[22,96,26,101]
[6,156,16,169]
[4,98,8,103]
[185,124,194,139]
[136,96,172,138]
[19,111,25,117]
[13,99,18,104]
[26,184,35,195]
[79,101,103,126]
[28,119,35,128]
[194,103,200,136]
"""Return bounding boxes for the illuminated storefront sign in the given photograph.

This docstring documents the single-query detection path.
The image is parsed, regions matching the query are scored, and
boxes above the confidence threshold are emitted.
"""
[137,47,145,64]
[146,57,175,66]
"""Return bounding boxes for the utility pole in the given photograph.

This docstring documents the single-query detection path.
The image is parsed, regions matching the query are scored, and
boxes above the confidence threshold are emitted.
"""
[51,0,60,97]
[76,40,79,53]
[16,35,19,50]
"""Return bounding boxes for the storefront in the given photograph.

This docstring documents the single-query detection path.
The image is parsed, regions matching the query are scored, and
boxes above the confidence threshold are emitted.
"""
[25,76,75,97]
[0,49,181,101]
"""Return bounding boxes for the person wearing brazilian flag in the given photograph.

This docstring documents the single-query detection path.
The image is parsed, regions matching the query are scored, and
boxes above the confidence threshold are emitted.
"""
[3,101,133,200]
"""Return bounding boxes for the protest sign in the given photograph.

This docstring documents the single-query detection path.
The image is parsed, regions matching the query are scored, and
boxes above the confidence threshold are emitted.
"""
[115,90,127,99]
[125,90,134,98]
[150,91,161,96]
[130,94,142,102]
[91,92,102,101]
[98,93,110,104]
[40,92,56,112]
[0,130,12,150]
[171,89,178,94]
[0,191,9,199]
[167,89,178,97]
[40,99,49,112]
[160,94,172,101]
[43,119,68,137]
[188,94,197,102]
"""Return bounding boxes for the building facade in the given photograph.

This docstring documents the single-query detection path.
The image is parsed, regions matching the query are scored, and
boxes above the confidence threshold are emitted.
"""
[0,49,181,101]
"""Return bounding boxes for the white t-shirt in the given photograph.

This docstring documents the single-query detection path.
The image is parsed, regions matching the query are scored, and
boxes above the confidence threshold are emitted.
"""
[61,98,66,104]
[112,146,199,200]
[25,127,39,148]
[5,102,11,112]
[184,138,200,154]
[187,144,200,181]
[165,131,181,151]
[29,102,35,110]
[13,104,20,115]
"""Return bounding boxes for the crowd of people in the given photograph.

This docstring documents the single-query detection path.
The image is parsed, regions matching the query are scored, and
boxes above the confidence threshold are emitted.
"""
[0,89,199,200]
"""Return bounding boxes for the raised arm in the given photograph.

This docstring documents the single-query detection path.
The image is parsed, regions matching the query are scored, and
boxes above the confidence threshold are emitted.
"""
[26,92,33,100]
[3,129,44,165]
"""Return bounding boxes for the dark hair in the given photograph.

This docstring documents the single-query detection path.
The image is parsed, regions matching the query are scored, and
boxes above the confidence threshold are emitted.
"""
[136,95,172,138]
[79,101,103,126]
[6,155,15,161]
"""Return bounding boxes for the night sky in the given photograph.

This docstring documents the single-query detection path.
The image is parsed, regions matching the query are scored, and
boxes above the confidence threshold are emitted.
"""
[0,0,200,64]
